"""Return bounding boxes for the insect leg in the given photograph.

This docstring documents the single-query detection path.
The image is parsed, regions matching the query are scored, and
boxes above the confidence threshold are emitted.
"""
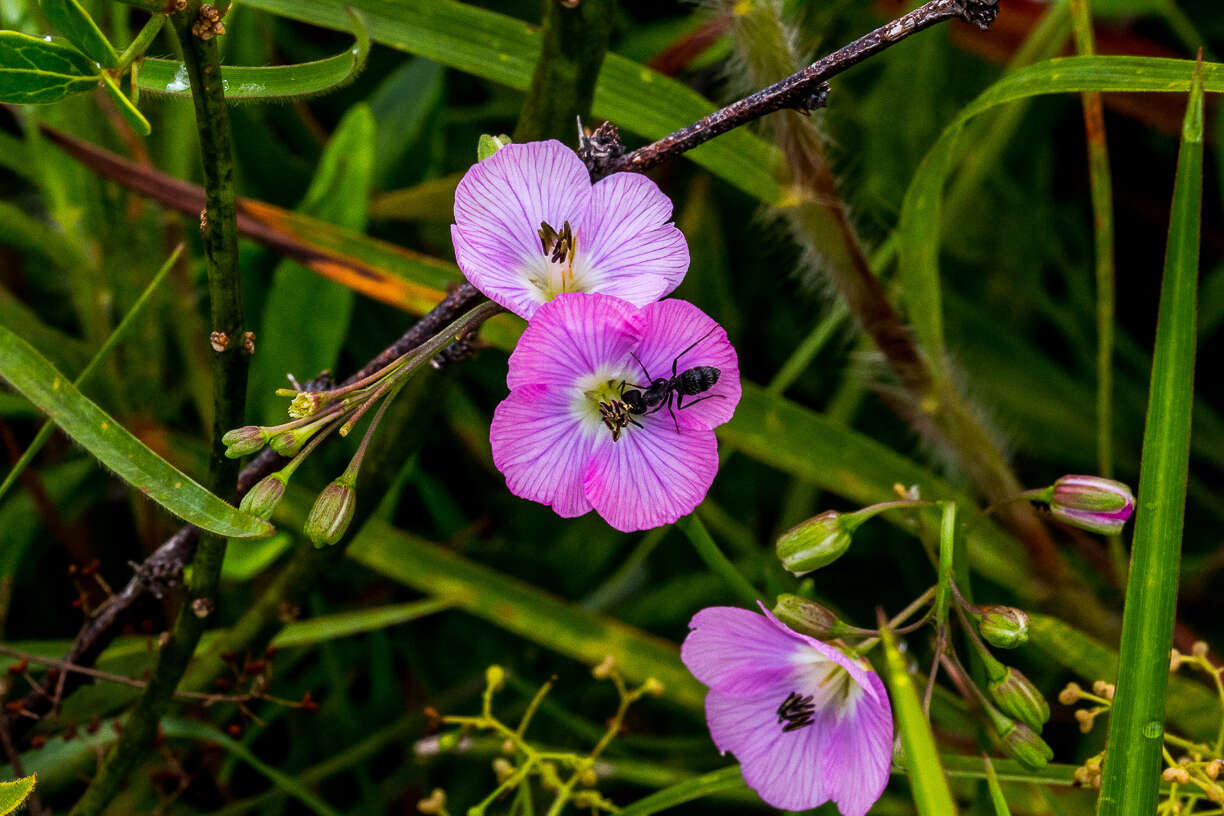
[671,326,719,377]
[676,393,727,411]
[667,391,680,433]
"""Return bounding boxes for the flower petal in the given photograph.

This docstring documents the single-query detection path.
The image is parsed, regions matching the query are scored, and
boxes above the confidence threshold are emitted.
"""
[583,412,717,532]
[506,293,642,391]
[822,672,894,816]
[572,172,688,306]
[706,687,832,812]
[681,607,804,697]
[453,140,591,319]
[759,604,883,704]
[490,384,597,518]
[630,299,740,429]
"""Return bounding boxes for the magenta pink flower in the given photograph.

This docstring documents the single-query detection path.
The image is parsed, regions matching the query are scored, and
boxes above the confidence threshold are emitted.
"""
[681,605,894,816]
[490,292,739,532]
[451,140,688,319]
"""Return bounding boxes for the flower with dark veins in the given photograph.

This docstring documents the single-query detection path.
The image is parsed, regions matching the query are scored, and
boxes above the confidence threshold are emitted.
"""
[681,605,894,816]
[451,140,688,319]
[490,292,739,532]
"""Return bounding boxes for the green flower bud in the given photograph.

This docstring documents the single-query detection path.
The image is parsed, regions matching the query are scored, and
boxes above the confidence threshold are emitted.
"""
[772,594,853,639]
[978,605,1030,649]
[989,667,1050,732]
[304,479,356,548]
[998,717,1053,770]
[776,511,852,575]
[222,426,268,458]
[239,472,287,520]
[477,133,512,161]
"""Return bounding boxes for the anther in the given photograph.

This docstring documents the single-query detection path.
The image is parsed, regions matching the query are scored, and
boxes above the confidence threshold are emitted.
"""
[776,691,817,732]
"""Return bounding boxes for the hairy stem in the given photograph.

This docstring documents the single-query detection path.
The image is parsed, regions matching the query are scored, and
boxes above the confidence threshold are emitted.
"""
[68,8,246,814]
[515,0,612,143]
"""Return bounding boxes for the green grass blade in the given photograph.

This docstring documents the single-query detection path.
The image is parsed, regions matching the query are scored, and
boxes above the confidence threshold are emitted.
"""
[0,325,271,539]
[0,247,181,503]
[616,767,745,816]
[38,0,117,67]
[250,104,372,424]
[98,71,151,136]
[0,31,99,103]
[982,754,1013,816]
[879,621,959,815]
[0,774,36,815]
[899,55,1221,378]
[137,8,369,102]
[271,599,454,648]
[675,514,760,606]
[1028,615,1219,742]
[235,0,782,203]
[1096,60,1204,816]
[160,719,341,816]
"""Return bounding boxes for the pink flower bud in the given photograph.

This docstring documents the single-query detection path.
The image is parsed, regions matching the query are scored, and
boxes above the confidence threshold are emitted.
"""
[1048,475,1135,535]
[222,426,267,458]
[239,472,287,520]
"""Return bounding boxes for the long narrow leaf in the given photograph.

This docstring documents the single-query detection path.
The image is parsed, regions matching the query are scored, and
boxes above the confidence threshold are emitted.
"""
[1097,61,1204,815]
[0,326,271,539]
[0,246,181,503]
[879,622,959,814]
[899,55,1221,367]
[236,0,783,203]
[138,9,370,102]
[161,719,340,816]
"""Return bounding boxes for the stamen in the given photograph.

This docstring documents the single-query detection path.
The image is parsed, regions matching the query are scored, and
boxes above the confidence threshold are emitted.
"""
[776,691,817,732]
[599,399,633,442]
[538,220,577,291]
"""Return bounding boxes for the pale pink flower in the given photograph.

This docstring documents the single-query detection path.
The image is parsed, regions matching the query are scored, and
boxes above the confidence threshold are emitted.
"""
[451,140,688,320]
[490,292,739,532]
[681,605,894,815]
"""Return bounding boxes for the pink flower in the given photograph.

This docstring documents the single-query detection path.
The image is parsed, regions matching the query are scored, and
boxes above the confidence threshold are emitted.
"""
[490,292,739,532]
[451,140,688,320]
[681,605,894,816]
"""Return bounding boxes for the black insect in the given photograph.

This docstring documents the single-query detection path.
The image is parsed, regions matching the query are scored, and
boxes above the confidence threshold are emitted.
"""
[619,327,725,433]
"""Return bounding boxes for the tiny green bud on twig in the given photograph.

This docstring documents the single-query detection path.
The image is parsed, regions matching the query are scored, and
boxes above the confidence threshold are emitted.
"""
[239,471,287,520]
[222,425,267,458]
[776,511,852,575]
[988,667,1050,731]
[303,477,356,547]
[477,133,512,161]
[773,594,856,638]
[976,605,1030,649]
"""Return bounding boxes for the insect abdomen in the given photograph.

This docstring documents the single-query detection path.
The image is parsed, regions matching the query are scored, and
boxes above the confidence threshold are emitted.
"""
[679,366,720,395]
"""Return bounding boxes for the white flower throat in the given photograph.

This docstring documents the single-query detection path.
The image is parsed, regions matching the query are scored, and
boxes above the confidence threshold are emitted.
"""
[531,220,582,299]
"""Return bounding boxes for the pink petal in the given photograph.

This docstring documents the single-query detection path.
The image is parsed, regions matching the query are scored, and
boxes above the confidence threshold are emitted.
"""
[706,687,832,812]
[506,293,642,391]
[583,412,718,532]
[453,140,591,319]
[681,607,804,697]
[572,172,689,306]
[490,384,597,518]
[759,604,883,705]
[630,300,740,429]
[822,672,894,816]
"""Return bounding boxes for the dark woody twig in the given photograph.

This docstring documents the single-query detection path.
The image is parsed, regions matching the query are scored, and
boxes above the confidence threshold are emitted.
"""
[594,0,999,177]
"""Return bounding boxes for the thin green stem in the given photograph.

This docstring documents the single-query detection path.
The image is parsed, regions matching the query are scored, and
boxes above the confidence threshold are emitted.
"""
[0,245,181,502]
[115,13,166,72]
[68,9,246,815]
[1097,61,1204,816]
[676,514,761,606]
